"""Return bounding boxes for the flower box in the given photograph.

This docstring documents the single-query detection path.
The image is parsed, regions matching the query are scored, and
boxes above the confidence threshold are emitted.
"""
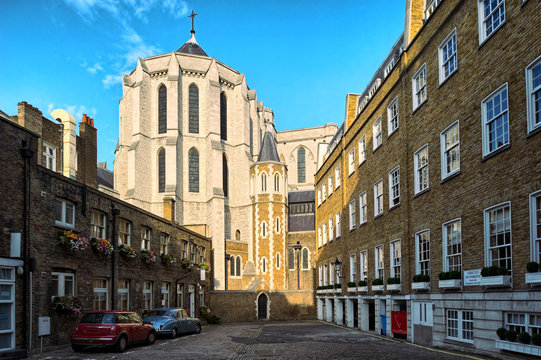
[316,289,326,294]
[495,339,541,356]
[386,284,401,292]
[358,286,368,292]
[325,289,334,294]
[347,287,357,293]
[372,285,384,292]
[480,275,511,287]
[333,288,342,294]
[438,279,461,289]
[525,272,541,286]
[412,282,430,291]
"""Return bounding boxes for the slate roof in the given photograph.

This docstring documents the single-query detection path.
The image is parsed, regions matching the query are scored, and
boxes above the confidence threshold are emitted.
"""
[257,130,280,162]
[97,166,114,189]
[177,33,208,56]
[288,190,315,204]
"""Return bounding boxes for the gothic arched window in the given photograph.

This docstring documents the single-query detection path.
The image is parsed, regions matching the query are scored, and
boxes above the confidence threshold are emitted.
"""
[220,92,227,141]
[276,253,280,269]
[297,147,306,183]
[274,173,280,192]
[188,148,199,193]
[262,257,267,273]
[276,217,280,233]
[235,230,241,241]
[236,256,241,277]
[262,222,266,237]
[188,84,199,134]
[158,148,165,193]
[288,249,294,270]
[261,173,267,192]
[302,248,309,270]
[222,154,228,197]
[230,256,235,276]
[158,85,167,134]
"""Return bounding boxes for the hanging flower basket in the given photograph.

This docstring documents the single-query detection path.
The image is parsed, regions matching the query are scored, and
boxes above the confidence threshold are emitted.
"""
[90,237,113,256]
[140,249,157,264]
[199,262,212,272]
[161,253,176,266]
[52,296,82,316]
[118,244,138,259]
[181,258,190,269]
[58,231,88,253]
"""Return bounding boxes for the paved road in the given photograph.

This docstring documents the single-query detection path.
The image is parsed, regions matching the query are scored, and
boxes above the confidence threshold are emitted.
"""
[32,321,486,360]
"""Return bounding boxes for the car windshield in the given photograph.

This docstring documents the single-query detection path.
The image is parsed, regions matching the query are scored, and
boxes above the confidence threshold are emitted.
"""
[143,310,173,318]
[80,312,115,324]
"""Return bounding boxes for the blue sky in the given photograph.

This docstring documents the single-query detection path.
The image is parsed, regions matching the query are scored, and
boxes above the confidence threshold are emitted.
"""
[0,0,405,168]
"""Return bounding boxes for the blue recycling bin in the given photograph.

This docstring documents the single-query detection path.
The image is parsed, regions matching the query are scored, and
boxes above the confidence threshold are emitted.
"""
[380,314,387,335]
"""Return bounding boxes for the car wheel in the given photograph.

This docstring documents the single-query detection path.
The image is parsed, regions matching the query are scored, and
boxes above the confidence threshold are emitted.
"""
[194,323,201,334]
[171,327,178,339]
[72,344,84,352]
[115,335,128,353]
[148,330,156,344]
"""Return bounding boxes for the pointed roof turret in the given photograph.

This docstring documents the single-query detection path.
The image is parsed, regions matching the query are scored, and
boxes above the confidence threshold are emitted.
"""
[177,10,208,56]
[257,122,280,162]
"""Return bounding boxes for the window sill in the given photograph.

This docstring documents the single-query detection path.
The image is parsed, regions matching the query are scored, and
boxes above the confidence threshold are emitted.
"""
[441,170,460,184]
[372,145,381,154]
[413,187,430,198]
[349,227,356,233]
[443,338,474,348]
[478,21,506,50]
[481,143,511,162]
[387,128,398,139]
[412,99,427,116]
[358,160,365,168]
[55,223,75,231]
[438,67,458,89]
[374,213,383,220]
[526,125,541,139]
[359,221,367,228]
[389,203,400,212]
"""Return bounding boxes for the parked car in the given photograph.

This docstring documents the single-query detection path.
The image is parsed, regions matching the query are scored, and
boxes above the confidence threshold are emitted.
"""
[71,311,156,352]
[142,307,201,338]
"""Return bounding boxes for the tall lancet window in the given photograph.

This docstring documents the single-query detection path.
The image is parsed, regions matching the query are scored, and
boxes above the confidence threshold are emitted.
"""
[188,84,199,134]
[220,92,227,141]
[188,148,199,193]
[297,147,306,183]
[222,154,228,197]
[158,148,165,193]
[158,85,167,134]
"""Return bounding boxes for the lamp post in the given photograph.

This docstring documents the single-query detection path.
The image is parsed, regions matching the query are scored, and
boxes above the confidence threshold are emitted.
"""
[225,253,231,290]
[291,242,302,290]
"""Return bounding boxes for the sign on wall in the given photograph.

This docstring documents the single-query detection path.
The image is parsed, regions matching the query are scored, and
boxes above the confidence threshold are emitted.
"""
[464,269,482,286]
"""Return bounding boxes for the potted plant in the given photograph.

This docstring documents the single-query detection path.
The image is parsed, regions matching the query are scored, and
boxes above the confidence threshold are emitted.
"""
[140,249,157,264]
[495,328,541,356]
[118,244,138,259]
[161,253,176,266]
[519,332,531,344]
[316,285,326,294]
[532,333,541,346]
[52,296,82,316]
[58,230,89,253]
[347,281,357,292]
[438,270,461,289]
[386,277,401,291]
[412,274,430,290]
[497,327,507,340]
[181,258,191,269]
[480,266,511,287]
[372,278,384,291]
[333,283,342,293]
[526,261,541,285]
[358,280,368,292]
[90,237,113,256]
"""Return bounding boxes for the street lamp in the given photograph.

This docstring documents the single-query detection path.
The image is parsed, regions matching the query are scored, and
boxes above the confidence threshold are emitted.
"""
[291,242,302,290]
[225,253,231,290]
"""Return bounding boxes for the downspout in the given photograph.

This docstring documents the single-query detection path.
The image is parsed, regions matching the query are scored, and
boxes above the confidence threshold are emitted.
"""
[111,206,120,309]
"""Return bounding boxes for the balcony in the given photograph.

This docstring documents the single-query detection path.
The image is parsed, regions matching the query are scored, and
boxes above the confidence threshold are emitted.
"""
[372,285,384,292]
[412,282,430,291]
[386,284,401,292]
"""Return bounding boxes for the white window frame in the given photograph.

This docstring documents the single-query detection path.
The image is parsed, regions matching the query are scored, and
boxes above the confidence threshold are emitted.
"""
[55,199,75,229]
[481,83,509,157]
[414,144,429,195]
[374,179,383,217]
[358,135,366,165]
[318,266,323,286]
[317,188,322,206]
[349,254,357,283]
[505,313,541,335]
[329,218,334,242]
[143,281,153,310]
[329,262,334,285]
[141,227,151,250]
[323,264,328,286]
[359,192,367,224]
[322,181,327,202]
[477,0,505,45]
[530,190,541,263]
[438,29,458,84]
[387,97,399,136]
[261,173,267,192]
[160,233,169,255]
[0,268,15,351]
[440,120,460,179]
[442,219,462,273]
[349,200,356,231]
[42,141,56,171]
[375,245,384,279]
[336,211,342,238]
[51,272,75,298]
[390,239,401,279]
[118,219,131,246]
[335,166,341,189]
[318,226,322,248]
[446,309,474,343]
[118,280,130,311]
[526,55,541,133]
[322,223,327,245]
[90,211,106,239]
[348,148,355,175]
[412,64,427,111]
[161,282,170,307]
[328,175,333,196]
[93,278,109,310]
[389,166,400,208]
[360,250,368,281]
[484,201,512,271]
[415,229,431,276]
[373,117,382,151]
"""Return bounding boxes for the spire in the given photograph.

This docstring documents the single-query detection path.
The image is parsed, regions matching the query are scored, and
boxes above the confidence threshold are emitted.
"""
[177,10,208,56]
[257,122,280,162]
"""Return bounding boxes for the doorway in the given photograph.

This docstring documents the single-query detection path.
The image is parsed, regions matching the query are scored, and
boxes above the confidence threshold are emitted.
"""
[257,293,268,319]
[368,301,375,331]
[188,285,195,317]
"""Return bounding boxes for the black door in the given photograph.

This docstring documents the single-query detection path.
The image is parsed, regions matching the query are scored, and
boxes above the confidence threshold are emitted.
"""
[353,300,358,328]
[257,294,267,319]
[369,302,375,331]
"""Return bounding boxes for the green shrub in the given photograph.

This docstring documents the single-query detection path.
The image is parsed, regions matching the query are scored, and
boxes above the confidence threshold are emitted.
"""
[412,274,430,283]
[439,272,449,280]
[481,266,508,277]
[527,261,539,273]
[518,332,531,344]
[347,282,356,287]
[496,327,507,340]
[334,283,341,289]
[505,330,517,342]
[387,277,400,284]
[358,280,367,286]
[532,333,541,346]
[372,278,383,286]
[206,314,221,324]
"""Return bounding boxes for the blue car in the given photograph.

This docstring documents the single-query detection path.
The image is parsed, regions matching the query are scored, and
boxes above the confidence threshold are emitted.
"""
[142,308,201,338]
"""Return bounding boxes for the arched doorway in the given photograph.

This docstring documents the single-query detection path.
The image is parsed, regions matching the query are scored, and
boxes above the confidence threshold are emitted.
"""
[257,293,268,319]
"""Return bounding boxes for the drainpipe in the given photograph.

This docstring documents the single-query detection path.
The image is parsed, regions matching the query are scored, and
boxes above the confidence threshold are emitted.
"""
[111,206,120,309]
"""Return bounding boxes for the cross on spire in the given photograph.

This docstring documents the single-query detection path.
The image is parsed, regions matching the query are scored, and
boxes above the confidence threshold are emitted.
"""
[189,10,198,34]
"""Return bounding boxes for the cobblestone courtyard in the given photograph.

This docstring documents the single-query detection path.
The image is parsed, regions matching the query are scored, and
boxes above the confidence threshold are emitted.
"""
[32,321,488,360]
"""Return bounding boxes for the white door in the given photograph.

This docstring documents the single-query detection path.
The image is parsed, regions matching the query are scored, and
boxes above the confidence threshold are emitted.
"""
[412,301,433,326]
[188,285,195,317]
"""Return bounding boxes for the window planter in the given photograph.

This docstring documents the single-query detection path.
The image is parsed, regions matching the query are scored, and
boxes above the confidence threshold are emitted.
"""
[525,272,541,286]
[439,279,461,289]
[372,285,384,292]
[412,282,430,291]
[358,286,368,292]
[480,275,511,287]
[386,284,401,292]
[325,289,334,294]
[347,287,357,293]
[316,289,326,294]
[495,339,541,356]
[333,288,342,294]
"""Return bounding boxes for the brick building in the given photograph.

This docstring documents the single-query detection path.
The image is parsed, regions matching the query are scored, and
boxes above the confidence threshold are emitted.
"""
[0,107,211,356]
[315,0,541,358]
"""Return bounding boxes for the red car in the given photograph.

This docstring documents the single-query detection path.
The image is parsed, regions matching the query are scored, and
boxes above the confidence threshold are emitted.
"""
[71,311,156,352]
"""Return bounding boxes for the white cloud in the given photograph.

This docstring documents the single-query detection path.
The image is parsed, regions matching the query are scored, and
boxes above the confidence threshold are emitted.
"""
[87,63,104,74]
[102,74,123,89]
